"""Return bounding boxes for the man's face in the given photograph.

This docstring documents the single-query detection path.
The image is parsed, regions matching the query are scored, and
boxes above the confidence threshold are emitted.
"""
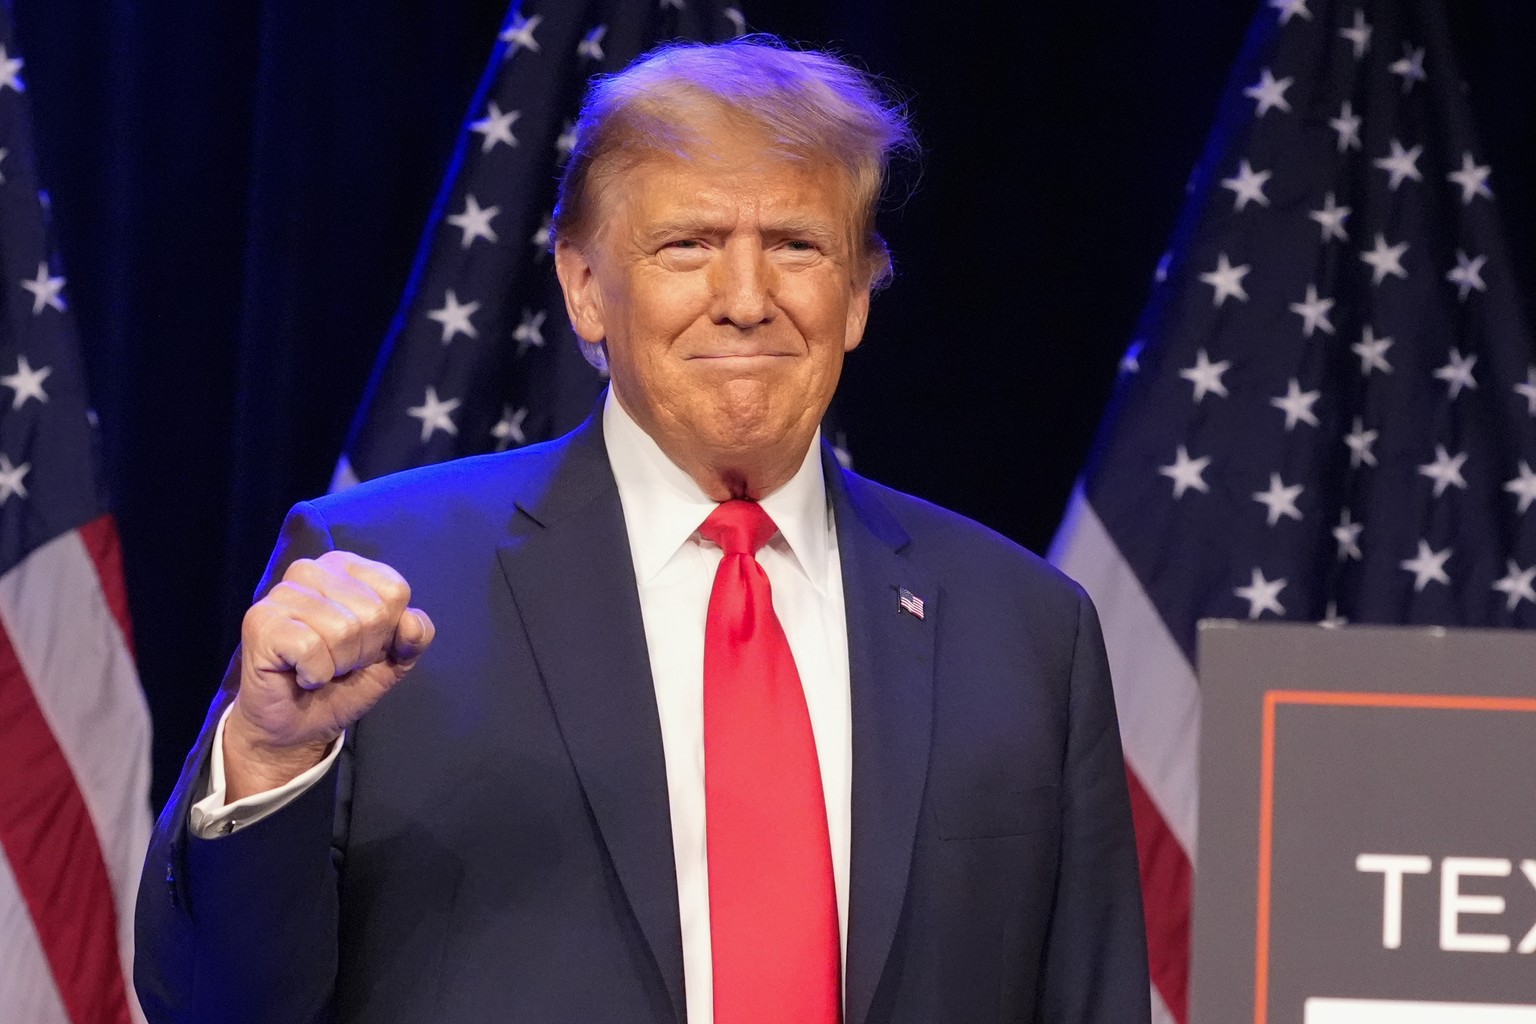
[555,129,871,495]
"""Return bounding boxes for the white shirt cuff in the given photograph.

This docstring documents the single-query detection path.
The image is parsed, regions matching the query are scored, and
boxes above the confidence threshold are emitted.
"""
[188,703,344,839]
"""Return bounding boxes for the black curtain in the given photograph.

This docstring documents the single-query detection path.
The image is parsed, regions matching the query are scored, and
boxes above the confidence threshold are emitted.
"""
[11,0,1533,807]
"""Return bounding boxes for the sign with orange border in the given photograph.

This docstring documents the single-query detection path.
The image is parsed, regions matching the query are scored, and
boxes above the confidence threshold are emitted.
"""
[1190,623,1536,1024]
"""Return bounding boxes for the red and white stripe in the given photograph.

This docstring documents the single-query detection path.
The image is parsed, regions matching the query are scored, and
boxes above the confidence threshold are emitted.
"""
[0,516,151,1024]
[1050,489,1198,1024]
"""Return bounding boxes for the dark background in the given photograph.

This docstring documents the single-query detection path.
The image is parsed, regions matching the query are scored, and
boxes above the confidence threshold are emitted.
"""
[10,1,1533,808]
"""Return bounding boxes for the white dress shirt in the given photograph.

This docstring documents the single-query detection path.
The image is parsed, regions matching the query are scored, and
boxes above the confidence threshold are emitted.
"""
[191,389,853,1024]
[603,389,851,1024]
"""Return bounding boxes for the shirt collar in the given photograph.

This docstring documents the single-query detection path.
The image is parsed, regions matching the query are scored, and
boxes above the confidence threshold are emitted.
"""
[602,387,832,591]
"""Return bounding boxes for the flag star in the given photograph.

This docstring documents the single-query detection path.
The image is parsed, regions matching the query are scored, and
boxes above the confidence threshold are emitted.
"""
[1447,152,1493,205]
[1119,339,1143,374]
[491,405,528,450]
[0,147,9,184]
[1400,540,1451,592]
[1433,348,1477,399]
[1504,460,1536,514]
[1358,233,1409,285]
[500,12,542,53]
[1220,159,1272,212]
[1288,283,1336,337]
[724,7,747,36]
[1373,139,1423,190]
[1493,560,1536,611]
[1198,252,1251,306]
[469,102,521,152]
[1339,10,1372,59]
[2,354,52,408]
[426,289,481,343]
[1417,444,1468,498]
[1253,473,1304,526]
[1333,509,1364,561]
[1514,367,1536,415]
[1389,44,1427,92]
[1270,378,1321,431]
[555,119,578,162]
[1158,444,1211,499]
[20,262,66,314]
[1328,100,1362,153]
[531,213,552,253]
[514,308,547,354]
[0,454,29,503]
[0,46,22,93]
[1244,67,1293,117]
[578,24,608,61]
[1351,326,1394,376]
[1344,417,1379,468]
[1269,0,1311,24]
[406,386,461,442]
[1154,250,1172,283]
[446,194,500,248]
[1320,601,1349,629]
[1445,250,1487,301]
[1235,568,1287,619]
[1309,191,1351,242]
[1179,348,1232,402]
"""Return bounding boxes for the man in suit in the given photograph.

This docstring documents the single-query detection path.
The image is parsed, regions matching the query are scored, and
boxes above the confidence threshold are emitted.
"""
[136,37,1149,1024]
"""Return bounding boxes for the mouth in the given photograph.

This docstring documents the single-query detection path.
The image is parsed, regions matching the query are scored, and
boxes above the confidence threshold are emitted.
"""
[685,352,795,362]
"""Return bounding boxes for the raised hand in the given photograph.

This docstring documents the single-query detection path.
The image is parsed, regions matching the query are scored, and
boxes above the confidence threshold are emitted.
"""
[223,550,435,800]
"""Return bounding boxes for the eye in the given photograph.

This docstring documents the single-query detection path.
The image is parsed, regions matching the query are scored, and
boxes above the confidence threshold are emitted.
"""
[665,238,704,250]
[783,239,817,252]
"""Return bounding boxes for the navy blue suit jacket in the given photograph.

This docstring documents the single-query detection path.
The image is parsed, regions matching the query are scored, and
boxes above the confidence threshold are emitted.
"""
[135,410,1149,1023]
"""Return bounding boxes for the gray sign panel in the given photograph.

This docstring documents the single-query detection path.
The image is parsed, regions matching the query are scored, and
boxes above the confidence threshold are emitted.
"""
[1191,622,1536,1024]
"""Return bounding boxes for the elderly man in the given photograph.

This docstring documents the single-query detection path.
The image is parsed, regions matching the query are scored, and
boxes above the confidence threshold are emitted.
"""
[136,38,1149,1024]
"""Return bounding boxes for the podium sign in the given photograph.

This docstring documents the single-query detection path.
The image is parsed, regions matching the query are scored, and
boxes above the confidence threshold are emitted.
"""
[1191,622,1536,1024]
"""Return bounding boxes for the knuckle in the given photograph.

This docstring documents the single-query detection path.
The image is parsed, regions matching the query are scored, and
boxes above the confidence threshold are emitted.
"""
[378,577,411,609]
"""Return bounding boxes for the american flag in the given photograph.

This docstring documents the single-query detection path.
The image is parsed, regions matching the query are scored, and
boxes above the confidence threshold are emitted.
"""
[0,8,152,1024]
[333,0,746,490]
[1047,2,1534,1022]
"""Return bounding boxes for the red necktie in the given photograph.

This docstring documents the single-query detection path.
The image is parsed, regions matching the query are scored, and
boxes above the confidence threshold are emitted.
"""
[700,500,840,1024]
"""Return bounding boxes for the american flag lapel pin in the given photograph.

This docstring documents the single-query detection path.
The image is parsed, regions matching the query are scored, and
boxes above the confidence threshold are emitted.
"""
[898,587,925,620]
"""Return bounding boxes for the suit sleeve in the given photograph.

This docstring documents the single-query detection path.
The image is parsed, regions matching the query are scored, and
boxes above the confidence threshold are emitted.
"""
[134,501,349,1024]
[1036,589,1151,1024]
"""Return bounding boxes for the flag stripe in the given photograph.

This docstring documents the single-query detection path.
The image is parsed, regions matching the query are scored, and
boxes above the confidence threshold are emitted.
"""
[1127,765,1192,1024]
[1050,490,1201,855]
[0,614,132,1024]
[0,853,71,1024]
[0,527,152,1021]
[77,516,136,660]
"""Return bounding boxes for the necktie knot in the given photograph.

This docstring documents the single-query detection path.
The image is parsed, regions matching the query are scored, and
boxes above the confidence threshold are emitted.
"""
[700,499,778,556]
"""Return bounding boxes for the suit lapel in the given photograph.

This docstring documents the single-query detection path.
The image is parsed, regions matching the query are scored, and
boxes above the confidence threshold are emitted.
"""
[495,414,686,1024]
[826,449,937,1024]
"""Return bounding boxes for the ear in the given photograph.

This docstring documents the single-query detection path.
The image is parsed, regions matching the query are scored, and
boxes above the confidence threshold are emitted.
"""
[554,238,607,344]
[843,284,871,353]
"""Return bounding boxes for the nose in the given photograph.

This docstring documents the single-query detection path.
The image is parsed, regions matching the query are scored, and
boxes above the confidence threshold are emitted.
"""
[710,239,776,328]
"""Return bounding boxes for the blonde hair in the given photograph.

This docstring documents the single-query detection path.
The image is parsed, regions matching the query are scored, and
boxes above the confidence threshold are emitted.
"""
[553,35,916,291]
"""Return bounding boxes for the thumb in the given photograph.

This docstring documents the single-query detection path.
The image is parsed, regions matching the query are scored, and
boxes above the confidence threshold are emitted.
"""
[387,607,435,668]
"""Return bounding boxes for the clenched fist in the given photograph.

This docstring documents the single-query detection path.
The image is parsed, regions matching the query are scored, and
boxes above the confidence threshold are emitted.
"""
[223,550,435,800]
